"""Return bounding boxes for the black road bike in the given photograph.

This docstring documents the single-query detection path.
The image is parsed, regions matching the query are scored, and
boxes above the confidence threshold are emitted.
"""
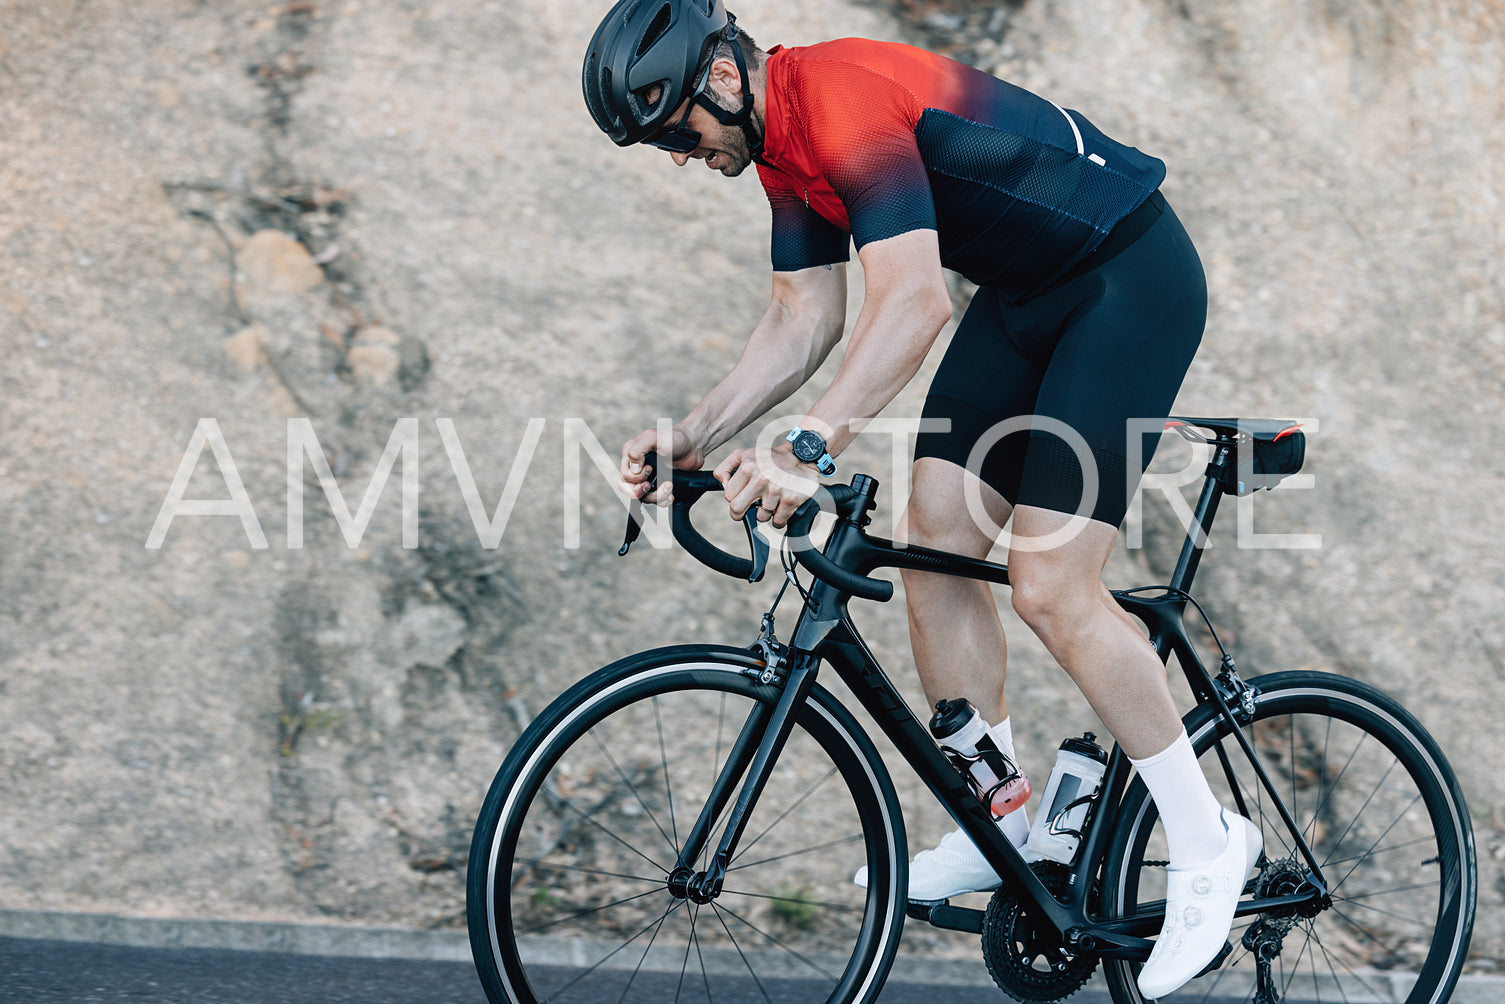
[466,418,1476,1004]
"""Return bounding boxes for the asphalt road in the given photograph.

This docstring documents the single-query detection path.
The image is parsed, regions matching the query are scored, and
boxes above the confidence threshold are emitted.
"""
[0,936,1125,1004]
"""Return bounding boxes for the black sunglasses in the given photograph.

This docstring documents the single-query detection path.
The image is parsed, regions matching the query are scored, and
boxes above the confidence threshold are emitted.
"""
[643,60,712,153]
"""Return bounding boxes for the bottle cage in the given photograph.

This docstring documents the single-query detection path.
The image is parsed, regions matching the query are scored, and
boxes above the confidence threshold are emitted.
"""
[942,737,1025,819]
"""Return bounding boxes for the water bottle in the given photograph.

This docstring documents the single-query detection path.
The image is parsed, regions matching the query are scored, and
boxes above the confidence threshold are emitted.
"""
[929,699,1031,818]
[1027,733,1108,864]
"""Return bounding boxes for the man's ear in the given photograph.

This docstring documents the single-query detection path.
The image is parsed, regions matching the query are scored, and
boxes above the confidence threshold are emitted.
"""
[707,55,742,96]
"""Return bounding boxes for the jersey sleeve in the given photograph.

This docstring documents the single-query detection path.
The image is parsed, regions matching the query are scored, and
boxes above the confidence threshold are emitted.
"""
[757,163,852,272]
[800,61,937,251]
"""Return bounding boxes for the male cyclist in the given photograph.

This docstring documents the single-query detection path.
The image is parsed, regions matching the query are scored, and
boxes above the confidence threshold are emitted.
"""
[584,2,1259,995]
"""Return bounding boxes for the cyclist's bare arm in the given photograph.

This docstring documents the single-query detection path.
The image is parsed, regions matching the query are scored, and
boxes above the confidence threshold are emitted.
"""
[706,230,951,523]
[620,262,848,495]
[794,229,952,458]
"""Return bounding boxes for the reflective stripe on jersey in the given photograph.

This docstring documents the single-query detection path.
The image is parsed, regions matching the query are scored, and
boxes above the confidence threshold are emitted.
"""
[755,39,1166,300]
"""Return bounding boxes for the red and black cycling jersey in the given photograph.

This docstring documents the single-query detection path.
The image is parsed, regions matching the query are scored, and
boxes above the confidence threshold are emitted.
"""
[755,39,1166,301]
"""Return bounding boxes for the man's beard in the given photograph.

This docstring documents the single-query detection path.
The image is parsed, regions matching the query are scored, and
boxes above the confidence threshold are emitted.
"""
[706,88,754,176]
[720,134,752,176]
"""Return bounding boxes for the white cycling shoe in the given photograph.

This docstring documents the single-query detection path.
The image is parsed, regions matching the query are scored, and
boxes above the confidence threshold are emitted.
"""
[854,827,1023,903]
[1137,809,1264,1000]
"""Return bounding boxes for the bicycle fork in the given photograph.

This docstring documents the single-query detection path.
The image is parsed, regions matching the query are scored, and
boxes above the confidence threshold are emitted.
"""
[664,656,818,903]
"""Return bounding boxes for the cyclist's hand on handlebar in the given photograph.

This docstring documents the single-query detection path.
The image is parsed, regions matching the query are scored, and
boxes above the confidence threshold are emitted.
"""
[714,446,819,530]
[621,427,704,505]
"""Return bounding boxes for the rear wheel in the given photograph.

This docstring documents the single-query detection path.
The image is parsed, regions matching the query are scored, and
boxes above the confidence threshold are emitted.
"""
[1102,672,1475,1004]
[467,646,907,1004]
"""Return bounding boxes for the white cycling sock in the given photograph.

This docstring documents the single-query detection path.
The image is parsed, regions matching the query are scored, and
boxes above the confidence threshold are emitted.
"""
[1130,730,1227,864]
[987,717,1031,847]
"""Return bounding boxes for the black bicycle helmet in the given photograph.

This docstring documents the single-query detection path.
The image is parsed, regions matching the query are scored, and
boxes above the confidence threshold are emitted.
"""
[583,0,747,147]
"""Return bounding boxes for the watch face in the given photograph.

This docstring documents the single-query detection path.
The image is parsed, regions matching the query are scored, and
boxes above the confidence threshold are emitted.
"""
[791,430,824,463]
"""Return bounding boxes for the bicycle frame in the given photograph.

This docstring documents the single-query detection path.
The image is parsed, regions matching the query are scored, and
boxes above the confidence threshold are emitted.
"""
[667,437,1331,962]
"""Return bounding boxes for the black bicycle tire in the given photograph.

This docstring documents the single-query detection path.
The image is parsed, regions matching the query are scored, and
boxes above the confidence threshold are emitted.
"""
[466,644,909,1004]
[1099,671,1476,1004]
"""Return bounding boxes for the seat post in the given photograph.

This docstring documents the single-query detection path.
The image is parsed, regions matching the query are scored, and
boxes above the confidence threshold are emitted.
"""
[1168,442,1232,593]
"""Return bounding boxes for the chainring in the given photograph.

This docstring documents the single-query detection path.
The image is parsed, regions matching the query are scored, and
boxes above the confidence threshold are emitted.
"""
[981,862,1099,1004]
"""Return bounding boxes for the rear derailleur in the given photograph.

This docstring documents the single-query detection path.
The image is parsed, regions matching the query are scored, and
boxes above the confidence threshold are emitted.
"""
[1242,914,1298,1004]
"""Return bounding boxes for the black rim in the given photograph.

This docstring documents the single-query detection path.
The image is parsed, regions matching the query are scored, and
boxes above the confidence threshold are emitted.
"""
[475,661,901,1004]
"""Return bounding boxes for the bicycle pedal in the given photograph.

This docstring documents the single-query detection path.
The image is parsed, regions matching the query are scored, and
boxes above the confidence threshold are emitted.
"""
[1194,940,1234,979]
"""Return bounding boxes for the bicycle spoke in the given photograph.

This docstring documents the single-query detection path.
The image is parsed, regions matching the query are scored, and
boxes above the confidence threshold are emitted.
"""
[1305,732,1367,860]
[709,903,774,1004]
[549,785,672,876]
[713,901,840,982]
[675,902,699,1004]
[589,729,679,860]
[545,896,686,999]
[1327,901,1415,972]
[1282,920,1314,1001]
[1310,930,1324,1004]
[1289,714,1299,841]
[615,894,678,1004]
[690,903,714,1004]
[731,765,838,865]
[1309,914,1392,1001]
[655,696,680,851]
[1318,927,1366,1004]
[517,887,668,937]
[515,857,664,887]
[1321,833,1435,868]
[1321,760,1400,874]
[1331,891,1436,927]
[1334,879,1438,904]
[720,887,867,915]
[1332,791,1421,895]
[1304,716,1335,848]
[727,832,865,871]
[1307,920,1356,1004]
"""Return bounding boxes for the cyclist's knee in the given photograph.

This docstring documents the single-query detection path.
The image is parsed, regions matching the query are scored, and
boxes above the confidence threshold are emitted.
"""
[1008,563,1098,636]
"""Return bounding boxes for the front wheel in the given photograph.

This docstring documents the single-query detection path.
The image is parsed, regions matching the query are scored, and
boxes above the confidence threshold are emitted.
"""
[1101,672,1475,1004]
[467,645,908,1004]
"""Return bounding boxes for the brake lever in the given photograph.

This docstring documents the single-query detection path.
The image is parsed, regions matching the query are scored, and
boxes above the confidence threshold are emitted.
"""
[618,497,644,557]
[619,453,661,558]
[742,503,770,583]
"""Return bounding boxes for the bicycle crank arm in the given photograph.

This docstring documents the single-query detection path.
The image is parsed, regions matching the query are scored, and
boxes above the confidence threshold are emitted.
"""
[1066,928,1154,960]
[906,900,984,935]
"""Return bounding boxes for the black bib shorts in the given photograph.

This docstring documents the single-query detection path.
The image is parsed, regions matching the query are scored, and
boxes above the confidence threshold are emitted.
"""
[914,192,1207,529]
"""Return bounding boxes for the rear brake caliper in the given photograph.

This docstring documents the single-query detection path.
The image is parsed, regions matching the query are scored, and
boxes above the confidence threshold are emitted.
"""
[1214,655,1257,723]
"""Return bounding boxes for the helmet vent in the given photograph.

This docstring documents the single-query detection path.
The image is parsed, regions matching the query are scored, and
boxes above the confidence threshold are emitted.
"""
[637,2,673,58]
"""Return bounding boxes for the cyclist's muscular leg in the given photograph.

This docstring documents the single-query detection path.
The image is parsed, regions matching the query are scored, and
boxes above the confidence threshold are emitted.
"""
[897,458,1014,722]
[1009,504,1258,997]
[1005,505,1183,758]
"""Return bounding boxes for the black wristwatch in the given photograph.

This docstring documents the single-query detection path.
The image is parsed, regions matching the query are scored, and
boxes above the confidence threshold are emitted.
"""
[785,427,837,477]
